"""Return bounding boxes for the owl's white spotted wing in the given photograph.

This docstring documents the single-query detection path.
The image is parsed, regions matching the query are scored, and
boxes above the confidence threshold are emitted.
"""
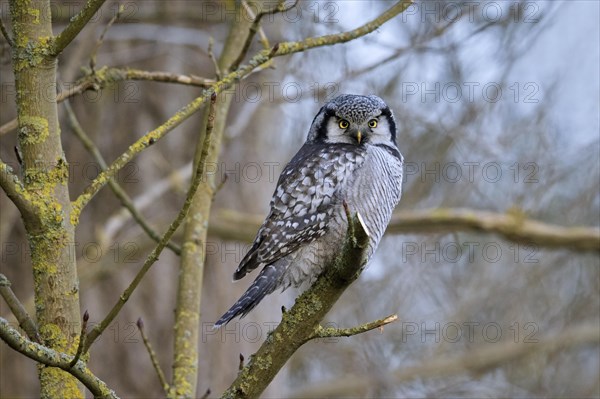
[233,143,364,280]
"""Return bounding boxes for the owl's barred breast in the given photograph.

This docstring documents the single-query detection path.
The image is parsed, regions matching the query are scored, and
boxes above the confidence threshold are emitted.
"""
[280,144,403,290]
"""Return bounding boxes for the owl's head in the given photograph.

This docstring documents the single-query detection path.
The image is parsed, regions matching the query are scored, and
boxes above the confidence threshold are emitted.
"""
[307,94,397,147]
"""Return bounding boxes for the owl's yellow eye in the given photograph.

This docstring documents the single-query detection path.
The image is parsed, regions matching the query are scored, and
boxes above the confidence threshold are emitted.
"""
[338,119,349,129]
[368,119,378,128]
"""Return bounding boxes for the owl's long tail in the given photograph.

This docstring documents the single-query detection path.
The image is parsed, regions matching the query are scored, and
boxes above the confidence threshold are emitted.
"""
[214,262,286,328]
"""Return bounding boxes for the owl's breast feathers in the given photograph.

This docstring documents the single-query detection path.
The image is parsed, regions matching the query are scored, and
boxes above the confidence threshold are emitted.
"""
[233,143,366,280]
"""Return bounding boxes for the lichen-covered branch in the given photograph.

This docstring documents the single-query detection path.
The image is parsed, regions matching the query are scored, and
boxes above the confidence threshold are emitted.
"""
[0,318,119,399]
[209,208,600,253]
[290,323,600,398]
[51,0,107,56]
[65,100,181,255]
[72,0,413,217]
[0,158,37,221]
[0,274,40,343]
[0,67,215,136]
[83,94,219,353]
[221,213,370,399]
[309,314,398,340]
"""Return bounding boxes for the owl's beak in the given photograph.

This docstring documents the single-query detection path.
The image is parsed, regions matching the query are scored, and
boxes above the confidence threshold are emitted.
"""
[356,131,362,144]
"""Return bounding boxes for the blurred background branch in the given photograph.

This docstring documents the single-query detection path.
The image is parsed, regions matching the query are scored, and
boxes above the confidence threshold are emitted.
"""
[209,208,600,252]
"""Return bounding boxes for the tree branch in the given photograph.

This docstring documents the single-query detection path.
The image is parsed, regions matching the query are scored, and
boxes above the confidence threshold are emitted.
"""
[51,0,107,56]
[0,16,14,47]
[0,158,38,224]
[231,0,298,71]
[83,93,219,353]
[136,318,170,395]
[289,323,600,398]
[0,67,215,136]
[0,274,40,343]
[71,0,413,217]
[0,318,119,399]
[220,212,371,399]
[386,208,600,252]
[309,314,398,340]
[208,208,600,253]
[65,100,181,255]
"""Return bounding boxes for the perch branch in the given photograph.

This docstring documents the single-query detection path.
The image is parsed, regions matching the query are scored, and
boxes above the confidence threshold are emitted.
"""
[220,212,371,399]
[0,318,119,399]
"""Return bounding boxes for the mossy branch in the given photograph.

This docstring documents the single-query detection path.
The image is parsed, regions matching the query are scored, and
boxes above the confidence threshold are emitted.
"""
[309,314,399,340]
[0,158,37,222]
[220,212,372,399]
[71,0,412,217]
[65,100,181,255]
[209,208,600,253]
[0,318,119,399]
[0,67,215,136]
[51,0,107,56]
[83,93,218,353]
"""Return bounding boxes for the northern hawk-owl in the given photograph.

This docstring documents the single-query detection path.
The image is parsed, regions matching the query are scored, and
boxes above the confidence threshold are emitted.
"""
[215,94,403,327]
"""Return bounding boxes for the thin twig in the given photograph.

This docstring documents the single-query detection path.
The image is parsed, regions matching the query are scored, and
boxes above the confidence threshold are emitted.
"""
[0,67,215,136]
[90,4,123,73]
[0,16,14,47]
[0,318,119,399]
[83,93,219,353]
[232,0,299,71]
[72,0,412,217]
[64,100,181,255]
[68,310,89,369]
[136,318,169,395]
[289,323,600,398]
[310,314,398,340]
[0,274,40,343]
[238,354,245,371]
[208,37,221,79]
[52,0,108,56]
[212,173,229,202]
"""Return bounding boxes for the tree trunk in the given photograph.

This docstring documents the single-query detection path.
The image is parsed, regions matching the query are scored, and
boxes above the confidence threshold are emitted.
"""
[170,2,256,397]
[9,0,82,397]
